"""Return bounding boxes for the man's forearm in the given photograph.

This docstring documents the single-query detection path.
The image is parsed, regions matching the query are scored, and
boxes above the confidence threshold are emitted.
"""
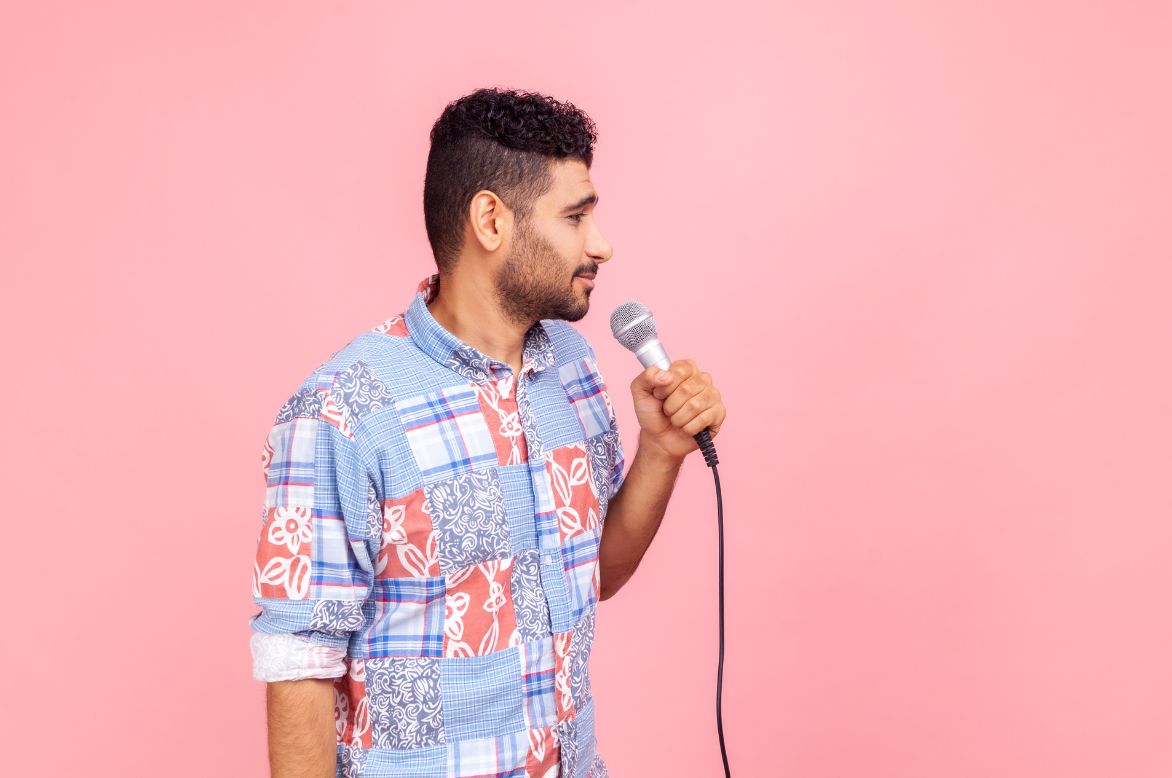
[266,679,336,778]
[597,433,684,599]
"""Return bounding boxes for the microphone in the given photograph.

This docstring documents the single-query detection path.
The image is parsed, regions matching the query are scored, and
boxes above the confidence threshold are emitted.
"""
[609,300,719,467]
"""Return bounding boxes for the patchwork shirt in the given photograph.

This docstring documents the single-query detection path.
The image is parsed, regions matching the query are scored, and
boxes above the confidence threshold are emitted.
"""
[250,275,625,778]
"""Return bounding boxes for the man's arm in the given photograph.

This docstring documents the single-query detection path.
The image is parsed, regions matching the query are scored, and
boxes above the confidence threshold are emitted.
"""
[266,679,336,778]
[597,432,683,599]
[597,359,726,600]
[251,379,382,777]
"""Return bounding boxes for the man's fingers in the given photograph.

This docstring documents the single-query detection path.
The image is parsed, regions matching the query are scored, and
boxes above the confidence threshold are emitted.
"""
[661,377,708,416]
[709,401,726,436]
[668,392,716,429]
[681,407,719,436]
[667,404,718,437]
[650,360,697,400]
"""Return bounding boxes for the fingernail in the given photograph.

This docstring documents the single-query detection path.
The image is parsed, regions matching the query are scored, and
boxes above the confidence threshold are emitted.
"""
[657,371,671,382]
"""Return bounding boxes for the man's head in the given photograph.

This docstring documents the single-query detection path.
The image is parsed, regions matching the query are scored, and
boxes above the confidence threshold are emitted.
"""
[423,87,613,324]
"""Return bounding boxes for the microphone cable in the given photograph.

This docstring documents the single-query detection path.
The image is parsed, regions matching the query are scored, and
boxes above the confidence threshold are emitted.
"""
[695,429,730,777]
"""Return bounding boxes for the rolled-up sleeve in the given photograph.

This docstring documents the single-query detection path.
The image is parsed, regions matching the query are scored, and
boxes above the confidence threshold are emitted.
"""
[249,382,379,682]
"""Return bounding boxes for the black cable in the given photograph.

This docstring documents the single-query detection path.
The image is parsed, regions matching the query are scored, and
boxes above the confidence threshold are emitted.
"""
[694,430,730,776]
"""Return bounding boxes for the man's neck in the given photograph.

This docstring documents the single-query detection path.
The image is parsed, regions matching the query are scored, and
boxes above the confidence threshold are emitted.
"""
[427,271,530,375]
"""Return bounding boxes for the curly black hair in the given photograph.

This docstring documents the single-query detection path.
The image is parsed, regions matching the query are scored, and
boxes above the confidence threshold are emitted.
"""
[423,87,598,272]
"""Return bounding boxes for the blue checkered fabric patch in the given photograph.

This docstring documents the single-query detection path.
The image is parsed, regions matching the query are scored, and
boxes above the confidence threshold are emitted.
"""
[561,529,602,622]
[519,636,557,729]
[365,577,445,657]
[397,384,497,483]
[447,730,528,777]
[439,650,526,741]
[558,357,612,440]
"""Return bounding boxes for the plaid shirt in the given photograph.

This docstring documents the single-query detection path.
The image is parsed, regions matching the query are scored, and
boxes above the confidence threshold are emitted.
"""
[250,275,625,778]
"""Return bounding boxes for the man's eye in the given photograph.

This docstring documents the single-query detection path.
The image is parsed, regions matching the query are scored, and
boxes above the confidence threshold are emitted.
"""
[567,213,586,222]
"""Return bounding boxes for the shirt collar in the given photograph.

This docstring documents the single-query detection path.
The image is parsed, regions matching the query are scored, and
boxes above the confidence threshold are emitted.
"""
[404,274,556,384]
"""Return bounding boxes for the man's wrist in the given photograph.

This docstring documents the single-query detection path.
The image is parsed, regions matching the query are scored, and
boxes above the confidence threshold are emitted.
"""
[635,431,686,473]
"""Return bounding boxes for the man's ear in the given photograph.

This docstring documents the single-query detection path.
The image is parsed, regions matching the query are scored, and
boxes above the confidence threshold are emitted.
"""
[468,190,512,253]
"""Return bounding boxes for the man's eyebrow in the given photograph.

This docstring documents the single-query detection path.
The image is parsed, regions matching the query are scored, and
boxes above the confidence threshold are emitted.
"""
[562,192,599,212]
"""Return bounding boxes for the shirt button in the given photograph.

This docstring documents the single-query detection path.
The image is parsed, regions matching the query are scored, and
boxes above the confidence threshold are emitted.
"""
[543,553,555,566]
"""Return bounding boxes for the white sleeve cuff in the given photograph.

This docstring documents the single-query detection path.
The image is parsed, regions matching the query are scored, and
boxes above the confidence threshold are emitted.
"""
[250,631,348,682]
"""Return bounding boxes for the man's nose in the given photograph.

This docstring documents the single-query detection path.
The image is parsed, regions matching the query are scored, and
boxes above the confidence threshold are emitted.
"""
[590,226,614,264]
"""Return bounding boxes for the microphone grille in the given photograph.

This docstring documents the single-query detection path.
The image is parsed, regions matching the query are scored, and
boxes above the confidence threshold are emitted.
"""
[610,300,658,351]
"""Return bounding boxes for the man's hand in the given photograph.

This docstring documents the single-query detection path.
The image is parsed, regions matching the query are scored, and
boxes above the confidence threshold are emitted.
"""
[630,359,726,464]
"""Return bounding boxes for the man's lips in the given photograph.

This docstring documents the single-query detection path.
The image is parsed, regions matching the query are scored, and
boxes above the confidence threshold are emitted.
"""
[575,273,596,288]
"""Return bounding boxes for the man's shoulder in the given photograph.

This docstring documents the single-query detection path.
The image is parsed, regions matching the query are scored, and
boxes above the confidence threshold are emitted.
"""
[269,322,414,436]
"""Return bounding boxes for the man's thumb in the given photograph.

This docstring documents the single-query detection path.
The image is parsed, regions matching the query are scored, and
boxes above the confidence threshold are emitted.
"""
[632,366,673,396]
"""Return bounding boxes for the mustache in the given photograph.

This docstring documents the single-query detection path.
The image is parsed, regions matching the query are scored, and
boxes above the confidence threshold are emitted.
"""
[574,263,599,277]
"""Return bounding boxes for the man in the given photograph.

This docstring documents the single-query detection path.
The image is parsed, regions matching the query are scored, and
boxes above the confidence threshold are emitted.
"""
[250,87,726,777]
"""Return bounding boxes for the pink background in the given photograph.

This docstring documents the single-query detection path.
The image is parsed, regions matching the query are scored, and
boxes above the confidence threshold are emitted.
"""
[3,1,1170,776]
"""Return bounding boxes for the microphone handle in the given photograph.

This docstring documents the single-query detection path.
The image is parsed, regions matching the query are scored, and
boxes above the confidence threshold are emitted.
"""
[636,338,719,468]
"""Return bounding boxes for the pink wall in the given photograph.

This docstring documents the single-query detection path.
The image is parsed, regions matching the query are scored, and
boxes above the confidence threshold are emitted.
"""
[3,1,1170,775]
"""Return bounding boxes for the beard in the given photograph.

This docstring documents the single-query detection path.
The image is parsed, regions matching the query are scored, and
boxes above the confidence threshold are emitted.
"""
[494,219,597,325]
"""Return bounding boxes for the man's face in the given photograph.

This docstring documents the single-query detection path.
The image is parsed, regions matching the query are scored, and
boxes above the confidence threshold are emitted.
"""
[495,159,613,325]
